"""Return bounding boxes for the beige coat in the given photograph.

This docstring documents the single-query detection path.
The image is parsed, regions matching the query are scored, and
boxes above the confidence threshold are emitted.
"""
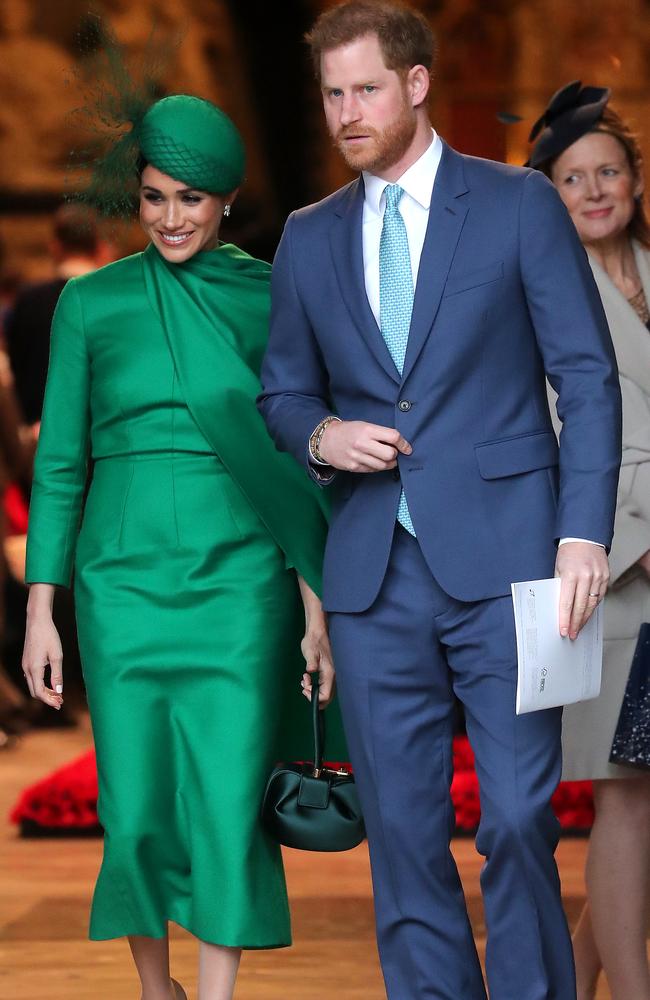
[559,241,650,780]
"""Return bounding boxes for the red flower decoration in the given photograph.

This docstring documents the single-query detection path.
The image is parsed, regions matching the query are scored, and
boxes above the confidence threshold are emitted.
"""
[9,737,594,836]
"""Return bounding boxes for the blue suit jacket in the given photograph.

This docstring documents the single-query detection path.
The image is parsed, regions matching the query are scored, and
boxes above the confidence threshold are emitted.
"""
[258,143,622,612]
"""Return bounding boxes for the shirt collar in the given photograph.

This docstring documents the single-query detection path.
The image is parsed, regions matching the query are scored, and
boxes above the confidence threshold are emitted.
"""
[363,129,443,216]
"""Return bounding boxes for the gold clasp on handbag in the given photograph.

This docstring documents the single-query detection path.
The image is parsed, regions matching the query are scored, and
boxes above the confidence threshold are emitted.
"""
[310,766,348,779]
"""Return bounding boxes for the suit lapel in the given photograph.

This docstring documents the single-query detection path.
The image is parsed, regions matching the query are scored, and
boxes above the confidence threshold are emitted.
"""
[401,143,469,382]
[329,177,401,383]
[591,243,650,398]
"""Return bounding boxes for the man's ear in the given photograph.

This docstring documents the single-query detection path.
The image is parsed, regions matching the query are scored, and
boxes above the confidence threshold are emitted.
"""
[408,64,430,109]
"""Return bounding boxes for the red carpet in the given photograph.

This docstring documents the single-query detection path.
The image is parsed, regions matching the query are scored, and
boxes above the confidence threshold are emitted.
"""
[10,737,594,837]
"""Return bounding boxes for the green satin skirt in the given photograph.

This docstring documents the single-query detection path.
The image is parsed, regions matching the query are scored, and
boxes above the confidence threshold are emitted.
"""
[75,452,302,946]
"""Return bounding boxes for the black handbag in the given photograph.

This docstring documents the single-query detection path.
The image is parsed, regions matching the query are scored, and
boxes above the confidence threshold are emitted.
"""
[609,623,650,770]
[261,675,365,851]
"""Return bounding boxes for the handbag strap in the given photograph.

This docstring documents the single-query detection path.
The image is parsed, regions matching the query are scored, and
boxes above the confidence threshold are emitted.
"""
[311,672,324,777]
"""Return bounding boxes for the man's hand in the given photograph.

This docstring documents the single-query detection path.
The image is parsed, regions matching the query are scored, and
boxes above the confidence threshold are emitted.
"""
[554,542,609,640]
[319,419,412,472]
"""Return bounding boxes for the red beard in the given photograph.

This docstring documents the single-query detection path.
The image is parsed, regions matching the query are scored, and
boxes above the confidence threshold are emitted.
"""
[334,103,418,174]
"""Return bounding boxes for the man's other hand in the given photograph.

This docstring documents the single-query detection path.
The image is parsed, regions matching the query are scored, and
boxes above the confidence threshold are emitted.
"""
[319,419,412,472]
[555,541,609,640]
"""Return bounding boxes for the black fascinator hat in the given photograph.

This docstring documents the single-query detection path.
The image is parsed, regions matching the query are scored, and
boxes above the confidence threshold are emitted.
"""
[526,80,611,168]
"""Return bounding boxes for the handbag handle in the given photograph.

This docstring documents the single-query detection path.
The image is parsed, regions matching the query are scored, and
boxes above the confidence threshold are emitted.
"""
[311,672,324,777]
[309,673,350,781]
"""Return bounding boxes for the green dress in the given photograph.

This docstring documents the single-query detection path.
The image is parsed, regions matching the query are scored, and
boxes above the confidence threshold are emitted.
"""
[25,243,341,947]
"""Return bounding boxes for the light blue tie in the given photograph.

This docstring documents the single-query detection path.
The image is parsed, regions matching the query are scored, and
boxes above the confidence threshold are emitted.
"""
[379,184,416,536]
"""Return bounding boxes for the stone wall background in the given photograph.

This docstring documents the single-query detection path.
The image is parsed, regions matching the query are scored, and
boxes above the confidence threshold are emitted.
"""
[508,0,650,165]
[1,0,649,278]
[0,0,273,277]
[309,0,650,197]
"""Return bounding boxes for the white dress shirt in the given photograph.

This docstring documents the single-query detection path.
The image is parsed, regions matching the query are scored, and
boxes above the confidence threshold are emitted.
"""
[362,130,443,327]
[359,132,602,552]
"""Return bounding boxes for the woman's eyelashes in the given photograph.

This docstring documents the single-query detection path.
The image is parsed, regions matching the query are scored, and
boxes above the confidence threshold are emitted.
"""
[142,192,203,205]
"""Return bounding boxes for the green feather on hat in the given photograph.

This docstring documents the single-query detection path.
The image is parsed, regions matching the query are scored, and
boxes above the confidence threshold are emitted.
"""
[68,15,245,216]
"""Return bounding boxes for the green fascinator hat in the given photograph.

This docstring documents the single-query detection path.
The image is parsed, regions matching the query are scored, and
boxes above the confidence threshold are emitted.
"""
[68,18,246,215]
[140,95,245,194]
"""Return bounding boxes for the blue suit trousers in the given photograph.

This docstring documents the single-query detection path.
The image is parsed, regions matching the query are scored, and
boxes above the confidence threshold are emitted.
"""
[328,526,576,1000]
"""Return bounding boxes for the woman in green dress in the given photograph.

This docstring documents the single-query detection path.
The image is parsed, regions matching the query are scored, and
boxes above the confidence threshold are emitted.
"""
[22,95,337,1000]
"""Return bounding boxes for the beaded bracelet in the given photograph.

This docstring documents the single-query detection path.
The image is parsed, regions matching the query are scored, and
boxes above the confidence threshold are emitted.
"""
[309,415,341,464]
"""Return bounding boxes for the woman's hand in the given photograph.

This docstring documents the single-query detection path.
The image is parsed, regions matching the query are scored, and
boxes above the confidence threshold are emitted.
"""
[301,621,336,708]
[23,584,63,709]
[297,575,335,708]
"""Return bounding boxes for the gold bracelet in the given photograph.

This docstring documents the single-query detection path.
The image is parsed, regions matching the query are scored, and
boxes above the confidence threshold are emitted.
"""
[309,415,340,464]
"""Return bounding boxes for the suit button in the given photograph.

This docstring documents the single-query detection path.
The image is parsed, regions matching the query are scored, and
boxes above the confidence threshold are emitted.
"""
[398,399,412,412]
[392,469,400,482]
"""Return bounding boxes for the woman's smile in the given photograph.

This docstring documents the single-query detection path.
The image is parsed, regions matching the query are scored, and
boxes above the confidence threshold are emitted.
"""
[583,206,613,220]
[157,230,196,248]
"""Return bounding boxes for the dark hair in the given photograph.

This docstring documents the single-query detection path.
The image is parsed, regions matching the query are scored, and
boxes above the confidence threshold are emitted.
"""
[53,203,99,255]
[542,107,650,249]
[306,0,436,82]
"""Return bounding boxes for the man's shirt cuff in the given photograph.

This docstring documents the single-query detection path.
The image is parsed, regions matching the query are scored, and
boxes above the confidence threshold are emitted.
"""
[558,537,606,549]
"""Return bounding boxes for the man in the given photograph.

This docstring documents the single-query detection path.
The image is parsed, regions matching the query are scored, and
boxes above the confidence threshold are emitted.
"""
[6,203,100,426]
[258,3,621,998]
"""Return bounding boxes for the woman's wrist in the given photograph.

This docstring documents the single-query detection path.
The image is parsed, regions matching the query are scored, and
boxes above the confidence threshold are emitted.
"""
[305,615,328,640]
[27,583,56,619]
[304,604,327,631]
[297,575,327,627]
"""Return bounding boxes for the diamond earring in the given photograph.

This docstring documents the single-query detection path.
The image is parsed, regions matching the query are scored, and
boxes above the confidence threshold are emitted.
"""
[223,204,231,217]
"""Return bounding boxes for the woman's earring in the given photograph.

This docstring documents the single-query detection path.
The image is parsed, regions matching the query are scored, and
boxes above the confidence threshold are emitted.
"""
[223,204,231,217]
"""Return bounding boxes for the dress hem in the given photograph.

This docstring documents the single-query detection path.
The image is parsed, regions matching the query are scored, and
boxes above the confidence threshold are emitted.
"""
[89,916,292,950]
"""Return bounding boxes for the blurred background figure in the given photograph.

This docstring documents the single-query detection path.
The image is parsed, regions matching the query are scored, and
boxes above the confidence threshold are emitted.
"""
[5,203,100,428]
[0,236,22,339]
[0,235,36,746]
[531,82,650,1000]
[0,203,101,730]
[0,359,34,748]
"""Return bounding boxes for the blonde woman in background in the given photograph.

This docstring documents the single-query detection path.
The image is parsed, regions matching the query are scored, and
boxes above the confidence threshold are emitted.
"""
[530,81,650,1000]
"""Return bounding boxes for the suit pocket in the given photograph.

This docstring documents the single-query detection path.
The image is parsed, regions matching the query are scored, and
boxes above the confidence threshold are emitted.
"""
[443,260,504,297]
[474,429,558,480]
